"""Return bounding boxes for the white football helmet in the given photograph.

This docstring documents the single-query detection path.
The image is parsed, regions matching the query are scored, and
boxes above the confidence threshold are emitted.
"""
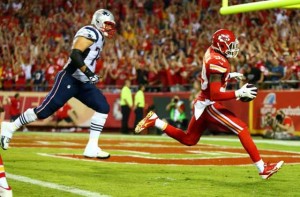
[91,9,116,38]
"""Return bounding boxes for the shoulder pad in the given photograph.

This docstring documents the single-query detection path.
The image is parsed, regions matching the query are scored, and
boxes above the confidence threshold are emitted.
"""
[208,55,229,74]
[75,26,100,41]
[213,53,228,65]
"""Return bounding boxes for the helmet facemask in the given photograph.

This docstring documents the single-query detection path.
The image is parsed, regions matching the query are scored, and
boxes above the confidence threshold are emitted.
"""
[91,9,116,39]
[100,21,116,38]
[221,39,239,58]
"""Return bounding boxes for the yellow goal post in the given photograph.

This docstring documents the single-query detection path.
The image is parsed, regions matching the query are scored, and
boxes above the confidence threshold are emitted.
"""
[220,0,300,15]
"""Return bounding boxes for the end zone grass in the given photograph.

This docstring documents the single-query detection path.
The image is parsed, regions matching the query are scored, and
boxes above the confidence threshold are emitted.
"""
[2,132,300,197]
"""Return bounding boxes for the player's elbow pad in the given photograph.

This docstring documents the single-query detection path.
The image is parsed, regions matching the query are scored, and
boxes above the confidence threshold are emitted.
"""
[70,49,85,69]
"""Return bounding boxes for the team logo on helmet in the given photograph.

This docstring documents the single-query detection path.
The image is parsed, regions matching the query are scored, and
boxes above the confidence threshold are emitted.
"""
[218,34,230,42]
[103,11,110,16]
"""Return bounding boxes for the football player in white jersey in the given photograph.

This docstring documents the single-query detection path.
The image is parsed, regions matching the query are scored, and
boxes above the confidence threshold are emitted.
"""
[0,9,116,159]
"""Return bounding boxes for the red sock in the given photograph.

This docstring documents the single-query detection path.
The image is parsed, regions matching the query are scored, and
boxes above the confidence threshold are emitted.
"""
[238,129,261,163]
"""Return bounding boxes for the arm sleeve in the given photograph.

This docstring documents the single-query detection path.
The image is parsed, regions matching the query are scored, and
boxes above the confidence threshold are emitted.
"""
[210,81,236,101]
[70,49,85,69]
[69,49,95,78]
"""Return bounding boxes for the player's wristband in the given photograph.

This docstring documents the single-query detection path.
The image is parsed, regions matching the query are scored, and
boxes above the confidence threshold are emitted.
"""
[83,67,95,78]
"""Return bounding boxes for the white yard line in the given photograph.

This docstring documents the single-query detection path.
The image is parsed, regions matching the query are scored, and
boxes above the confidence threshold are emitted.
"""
[6,173,110,197]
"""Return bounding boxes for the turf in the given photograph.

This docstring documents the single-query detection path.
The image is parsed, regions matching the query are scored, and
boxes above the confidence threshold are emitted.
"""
[2,132,300,197]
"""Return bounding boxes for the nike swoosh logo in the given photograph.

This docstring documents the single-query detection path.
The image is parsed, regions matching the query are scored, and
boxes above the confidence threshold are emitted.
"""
[144,121,153,128]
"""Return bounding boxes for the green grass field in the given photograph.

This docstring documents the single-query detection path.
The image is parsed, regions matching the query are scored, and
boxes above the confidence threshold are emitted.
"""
[2,132,300,197]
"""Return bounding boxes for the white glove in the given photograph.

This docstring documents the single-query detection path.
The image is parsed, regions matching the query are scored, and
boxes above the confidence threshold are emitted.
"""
[88,74,100,84]
[83,67,100,84]
[235,83,257,99]
[228,72,245,81]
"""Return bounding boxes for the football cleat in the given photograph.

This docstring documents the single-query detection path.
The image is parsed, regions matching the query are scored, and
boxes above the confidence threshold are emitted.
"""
[83,147,110,159]
[0,136,10,150]
[0,122,16,150]
[259,160,284,179]
[134,111,158,134]
[0,186,12,197]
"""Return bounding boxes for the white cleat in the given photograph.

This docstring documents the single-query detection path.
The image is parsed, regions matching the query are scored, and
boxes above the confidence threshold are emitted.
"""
[0,122,16,150]
[0,186,13,197]
[83,147,110,159]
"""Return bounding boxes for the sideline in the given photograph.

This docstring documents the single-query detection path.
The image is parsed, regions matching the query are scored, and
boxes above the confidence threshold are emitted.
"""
[6,173,110,197]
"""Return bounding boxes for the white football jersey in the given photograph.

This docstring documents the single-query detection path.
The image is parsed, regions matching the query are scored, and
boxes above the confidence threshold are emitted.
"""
[64,25,104,82]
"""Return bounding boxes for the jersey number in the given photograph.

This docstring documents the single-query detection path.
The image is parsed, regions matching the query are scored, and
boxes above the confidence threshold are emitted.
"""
[90,47,101,66]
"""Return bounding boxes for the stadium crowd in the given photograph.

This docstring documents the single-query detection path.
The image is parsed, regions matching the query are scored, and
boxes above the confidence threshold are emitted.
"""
[0,0,300,92]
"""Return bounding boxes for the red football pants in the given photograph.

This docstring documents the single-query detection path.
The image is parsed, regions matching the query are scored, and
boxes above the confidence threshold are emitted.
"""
[163,102,261,163]
[0,155,6,178]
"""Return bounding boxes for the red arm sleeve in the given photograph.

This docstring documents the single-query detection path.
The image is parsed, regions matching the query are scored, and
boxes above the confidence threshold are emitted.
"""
[210,81,236,101]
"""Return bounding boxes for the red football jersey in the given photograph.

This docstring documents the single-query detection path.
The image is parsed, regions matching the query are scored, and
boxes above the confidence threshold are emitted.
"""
[197,47,231,101]
[56,104,71,119]
[9,97,21,116]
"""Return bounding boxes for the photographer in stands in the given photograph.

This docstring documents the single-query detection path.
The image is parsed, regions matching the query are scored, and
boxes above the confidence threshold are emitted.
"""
[263,110,298,140]
[164,95,188,130]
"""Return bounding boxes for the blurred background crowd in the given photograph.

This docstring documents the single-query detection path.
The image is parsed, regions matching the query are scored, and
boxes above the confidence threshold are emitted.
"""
[0,0,299,92]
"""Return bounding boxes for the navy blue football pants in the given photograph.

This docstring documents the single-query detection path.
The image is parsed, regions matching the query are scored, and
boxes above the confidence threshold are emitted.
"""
[34,70,110,119]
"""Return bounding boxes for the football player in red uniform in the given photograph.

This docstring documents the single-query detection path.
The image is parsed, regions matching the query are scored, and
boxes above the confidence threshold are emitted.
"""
[0,105,12,197]
[7,93,21,121]
[135,29,284,179]
[0,156,12,197]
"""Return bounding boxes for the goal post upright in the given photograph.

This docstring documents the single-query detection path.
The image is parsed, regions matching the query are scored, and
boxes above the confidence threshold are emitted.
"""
[220,0,300,15]
[222,0,228,7]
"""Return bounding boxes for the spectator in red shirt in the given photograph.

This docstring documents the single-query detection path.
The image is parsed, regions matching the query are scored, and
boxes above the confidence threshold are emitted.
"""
[7,93,21,121]
[6,93,28,132]
[53,103,78,132]
[14,60,27,91]
[1,64,14,91]
[44,58,60,90]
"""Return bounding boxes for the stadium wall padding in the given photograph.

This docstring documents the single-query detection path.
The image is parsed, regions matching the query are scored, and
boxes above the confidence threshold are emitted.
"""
[0,90,299,134]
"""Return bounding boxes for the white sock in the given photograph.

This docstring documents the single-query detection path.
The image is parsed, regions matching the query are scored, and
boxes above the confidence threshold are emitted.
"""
[0,177,9,189]
[88,112,108,147]
[14,108,37,129]
[255,159,265,173]
[155,119,167,131]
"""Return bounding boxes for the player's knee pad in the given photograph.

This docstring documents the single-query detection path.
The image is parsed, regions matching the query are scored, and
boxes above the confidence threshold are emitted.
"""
[91,112,108,125]
[24,108,38,122]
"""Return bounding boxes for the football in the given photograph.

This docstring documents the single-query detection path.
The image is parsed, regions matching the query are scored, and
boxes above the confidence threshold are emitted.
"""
[240,84,258,102]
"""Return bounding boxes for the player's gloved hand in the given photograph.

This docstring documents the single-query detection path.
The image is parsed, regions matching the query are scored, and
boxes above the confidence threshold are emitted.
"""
[88,74,100,84]
[228,72,245,81]
[83,67,99,84]
[235,83,257,99]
